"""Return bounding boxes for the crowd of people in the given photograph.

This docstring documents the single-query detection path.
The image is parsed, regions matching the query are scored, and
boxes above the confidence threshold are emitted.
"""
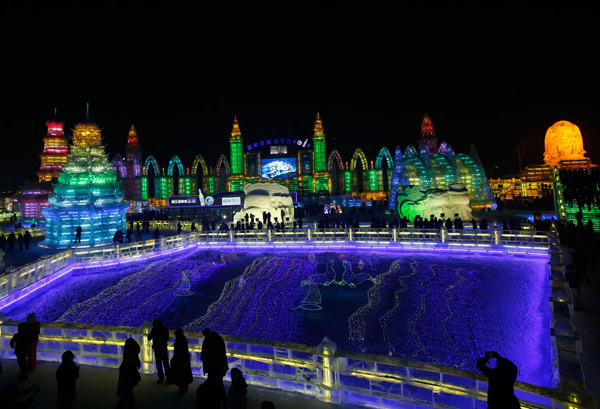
[0,230,32,252]
[2,316,279,409]
[560,168,600,211]
[1,312,521,408]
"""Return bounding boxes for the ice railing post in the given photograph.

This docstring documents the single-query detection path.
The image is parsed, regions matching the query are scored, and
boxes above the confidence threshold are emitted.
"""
[315,337,340,403]
[134,321,154,374]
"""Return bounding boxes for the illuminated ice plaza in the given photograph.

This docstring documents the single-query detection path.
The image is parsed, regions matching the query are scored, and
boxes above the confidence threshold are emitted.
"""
[0,112,594,408]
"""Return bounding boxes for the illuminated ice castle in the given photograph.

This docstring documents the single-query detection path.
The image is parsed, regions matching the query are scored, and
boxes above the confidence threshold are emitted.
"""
[41,105,129,248]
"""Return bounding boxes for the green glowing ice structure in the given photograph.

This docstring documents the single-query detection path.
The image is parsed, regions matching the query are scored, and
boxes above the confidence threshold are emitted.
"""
[41,112,129,248]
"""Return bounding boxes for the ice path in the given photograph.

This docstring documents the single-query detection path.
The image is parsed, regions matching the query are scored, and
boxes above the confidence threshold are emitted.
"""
[184,256,316,341]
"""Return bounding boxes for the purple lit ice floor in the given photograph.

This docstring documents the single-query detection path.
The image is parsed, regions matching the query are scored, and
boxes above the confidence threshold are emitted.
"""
[3,249,551,386]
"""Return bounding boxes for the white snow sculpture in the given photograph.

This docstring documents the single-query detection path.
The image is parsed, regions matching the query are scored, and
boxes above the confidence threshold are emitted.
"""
[397,183,473,220]
[233,182,295,223]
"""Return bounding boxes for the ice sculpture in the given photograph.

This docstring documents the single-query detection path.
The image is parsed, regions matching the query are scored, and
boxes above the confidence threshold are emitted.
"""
[295,279,322,310]
[175,271,193,296]
[301,259,339,287]
[396,183,473,221]
[233,182,294,223]
[41,106,129,248]
[544,120,588,167]
[340,260,380,287]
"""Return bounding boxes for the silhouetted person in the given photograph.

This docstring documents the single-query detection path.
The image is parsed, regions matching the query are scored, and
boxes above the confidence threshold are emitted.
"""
[25,313,40,372]
[0,233,7,251]
[445,218,453,230]
[23,230,32,250]
[148,318,170,384]
[116,338,141,409]
[171,329,193,395]
[191,222,197,232]
[195,376,222,409]
[7,232,16,252]
[74,226,82,244]
[56,350,79,409]
[135,229,142,242]
[17,233,24,250]
[153,228,160,239]
[228,368,248,409]
[10,323,31,380]
[471,219,477,230]
[480,218,488,230]
[477,351,520,409]
[126,229,132,243]
[201,328,228,407]
[177,222,182,234]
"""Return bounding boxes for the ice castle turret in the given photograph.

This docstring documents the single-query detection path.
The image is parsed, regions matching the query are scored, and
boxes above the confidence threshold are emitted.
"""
[41,104,129,248]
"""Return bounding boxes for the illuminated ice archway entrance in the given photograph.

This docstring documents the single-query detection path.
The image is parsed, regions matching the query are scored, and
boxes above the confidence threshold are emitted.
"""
[167,155,185,195]
[216,155,231,193]
[375,146,393,192]
[328,150,345,194]
[350,148,369,192]
[191,154,209,194]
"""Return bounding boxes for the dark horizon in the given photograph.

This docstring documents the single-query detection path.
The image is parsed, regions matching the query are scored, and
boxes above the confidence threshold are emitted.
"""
[1,2,598,189]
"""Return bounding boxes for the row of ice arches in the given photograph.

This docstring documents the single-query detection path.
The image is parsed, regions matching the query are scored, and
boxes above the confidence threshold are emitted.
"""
[112,143,492,204]
[328,144,493,206]
[112,154,231,200]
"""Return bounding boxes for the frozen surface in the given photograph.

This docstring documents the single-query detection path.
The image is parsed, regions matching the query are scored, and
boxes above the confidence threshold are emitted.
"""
[3,248,551,386]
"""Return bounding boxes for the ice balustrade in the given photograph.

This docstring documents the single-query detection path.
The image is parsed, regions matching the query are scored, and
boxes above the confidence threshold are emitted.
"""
[0,319,589,409]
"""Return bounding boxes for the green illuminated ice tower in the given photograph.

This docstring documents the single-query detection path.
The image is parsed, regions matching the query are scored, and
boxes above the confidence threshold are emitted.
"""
[41,105,129,248]
[312,113,330,192]
[229,116,245,191]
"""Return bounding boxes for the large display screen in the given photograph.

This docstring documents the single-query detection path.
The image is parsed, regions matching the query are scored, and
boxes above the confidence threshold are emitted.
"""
[261,158,297,179]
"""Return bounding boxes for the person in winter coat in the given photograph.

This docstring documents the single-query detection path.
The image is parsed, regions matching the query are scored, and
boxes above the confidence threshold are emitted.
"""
[477,351,520,409]
[9,323,31,380]
[25,313,40,372]
[170,329,193,395]
[23,230,32,250]
[116,338,141,409]
[147,318,170,384]
[56,350,80,409]
[227,368,248,409]
[200,327,228,406]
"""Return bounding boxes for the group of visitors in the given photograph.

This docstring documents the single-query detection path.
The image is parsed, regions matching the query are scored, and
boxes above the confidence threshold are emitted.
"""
[2,311,520,408]
[560,168,600,211]
[8,313,40,381]
[0,230,32,252]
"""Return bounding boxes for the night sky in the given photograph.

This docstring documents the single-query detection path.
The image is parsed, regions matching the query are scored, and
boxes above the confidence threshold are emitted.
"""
[1,2,598,189]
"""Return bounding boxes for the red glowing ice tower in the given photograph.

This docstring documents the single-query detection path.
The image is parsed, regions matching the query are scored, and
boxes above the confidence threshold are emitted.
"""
[38,109,69,182]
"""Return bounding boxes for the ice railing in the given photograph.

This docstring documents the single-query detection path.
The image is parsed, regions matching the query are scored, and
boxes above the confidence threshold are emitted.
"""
[0,228,550,303]
[0,320,591,409]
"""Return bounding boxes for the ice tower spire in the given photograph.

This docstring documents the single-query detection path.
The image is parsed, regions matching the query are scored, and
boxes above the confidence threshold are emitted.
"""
[418,113,438,156]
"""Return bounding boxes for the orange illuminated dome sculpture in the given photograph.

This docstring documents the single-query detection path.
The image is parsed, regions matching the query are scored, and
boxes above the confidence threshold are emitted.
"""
[543,120,588,167]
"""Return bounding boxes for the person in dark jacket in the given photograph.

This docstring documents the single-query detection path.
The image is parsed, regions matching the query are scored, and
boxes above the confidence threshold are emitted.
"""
[56,350,80,409]
[23,230,32,250]
[170,328,193,395]
[200,327,228,406]
[147,318,170,384]
[9,323,31,380]
[25,313,40,372]
[477,351,520,409]
[116,338,141,409]
[227,368,248,409]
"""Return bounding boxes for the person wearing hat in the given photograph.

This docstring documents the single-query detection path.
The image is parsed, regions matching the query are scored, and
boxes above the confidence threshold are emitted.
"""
[56,350,80,409]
